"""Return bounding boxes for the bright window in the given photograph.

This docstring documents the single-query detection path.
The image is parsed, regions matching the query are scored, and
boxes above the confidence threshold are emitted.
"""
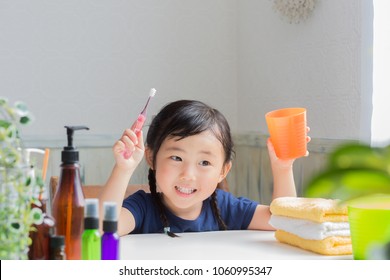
[371,0,390,146]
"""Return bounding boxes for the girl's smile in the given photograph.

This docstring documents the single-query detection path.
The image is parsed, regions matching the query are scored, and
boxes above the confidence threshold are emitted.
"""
[175,185,197,196]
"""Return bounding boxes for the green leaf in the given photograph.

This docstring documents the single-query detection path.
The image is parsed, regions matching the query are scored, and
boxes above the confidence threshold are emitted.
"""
[0,119,11,129]
[19,116,30,125]
[25,177,32,187]
[35,175,44,188]
[304,168,390,201]
[328,143,390,173]
[11,222,21,230]
[14,101,28,113]
[30,207,43,225]
[0,97,8,106]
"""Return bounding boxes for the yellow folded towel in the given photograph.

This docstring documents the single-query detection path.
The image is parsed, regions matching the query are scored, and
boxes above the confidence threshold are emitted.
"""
[275,230,352,255]
[270,197,348,223]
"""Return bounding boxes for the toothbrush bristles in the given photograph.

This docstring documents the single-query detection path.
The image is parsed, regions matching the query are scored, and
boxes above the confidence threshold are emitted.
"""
[149,88,156,97]
[140,88,156,114]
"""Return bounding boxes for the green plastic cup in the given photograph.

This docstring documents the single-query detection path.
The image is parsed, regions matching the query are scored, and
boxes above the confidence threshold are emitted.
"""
[348,195,390,260]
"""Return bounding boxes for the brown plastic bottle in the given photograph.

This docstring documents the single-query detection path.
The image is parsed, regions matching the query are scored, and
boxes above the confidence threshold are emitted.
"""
[28,198,55,260]
[51,126,89,260]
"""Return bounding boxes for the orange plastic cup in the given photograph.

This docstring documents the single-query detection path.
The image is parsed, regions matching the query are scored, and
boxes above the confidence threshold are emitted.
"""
[265,107,307,159]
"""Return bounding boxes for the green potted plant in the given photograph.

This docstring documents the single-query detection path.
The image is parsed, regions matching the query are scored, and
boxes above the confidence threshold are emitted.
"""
[304,142,390,259]
[0,97,41,260]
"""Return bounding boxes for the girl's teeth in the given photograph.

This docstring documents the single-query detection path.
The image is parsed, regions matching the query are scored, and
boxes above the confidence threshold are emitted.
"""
[175,186,195,194]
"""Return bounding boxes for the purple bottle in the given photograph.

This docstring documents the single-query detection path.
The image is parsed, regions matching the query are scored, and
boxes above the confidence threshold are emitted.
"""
[101,202,120,260]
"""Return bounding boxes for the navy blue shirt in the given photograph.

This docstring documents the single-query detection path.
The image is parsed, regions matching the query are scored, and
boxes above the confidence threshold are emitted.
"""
[122,189,258,234]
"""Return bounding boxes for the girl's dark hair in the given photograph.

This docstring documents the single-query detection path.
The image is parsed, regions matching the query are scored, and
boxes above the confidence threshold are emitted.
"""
[146,100,234,237]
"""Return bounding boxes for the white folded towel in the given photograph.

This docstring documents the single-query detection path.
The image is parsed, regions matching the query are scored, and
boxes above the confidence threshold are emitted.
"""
[269,215,350,240]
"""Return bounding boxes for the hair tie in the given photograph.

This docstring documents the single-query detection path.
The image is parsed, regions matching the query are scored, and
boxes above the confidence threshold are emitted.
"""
[163,227,179,237]
[163,227,171,235]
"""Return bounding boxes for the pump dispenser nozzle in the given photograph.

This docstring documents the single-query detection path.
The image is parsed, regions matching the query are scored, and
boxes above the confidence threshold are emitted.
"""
[62,125,89,163]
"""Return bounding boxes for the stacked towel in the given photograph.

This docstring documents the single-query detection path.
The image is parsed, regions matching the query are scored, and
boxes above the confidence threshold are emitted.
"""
[269,215,350,240]
[274,230,352,256]
[270,197,352,255]
[270,197,348,222]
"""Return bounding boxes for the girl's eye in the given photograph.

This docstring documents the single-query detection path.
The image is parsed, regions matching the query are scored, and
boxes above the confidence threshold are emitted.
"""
[171,156,182,161]
[199,160,211,166]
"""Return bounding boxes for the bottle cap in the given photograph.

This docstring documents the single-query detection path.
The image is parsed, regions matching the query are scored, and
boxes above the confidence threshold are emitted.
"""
[103,202,117,221]
[84,198,99,229]
[103,202,118,233]
[85,198,99,218]
[50,235,65,248]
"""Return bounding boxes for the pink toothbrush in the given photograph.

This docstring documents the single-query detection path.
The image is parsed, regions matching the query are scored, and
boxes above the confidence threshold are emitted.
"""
[123,88,157,159]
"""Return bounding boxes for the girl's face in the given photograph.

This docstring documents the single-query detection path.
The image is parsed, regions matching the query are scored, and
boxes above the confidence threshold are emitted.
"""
[147,130,231,220]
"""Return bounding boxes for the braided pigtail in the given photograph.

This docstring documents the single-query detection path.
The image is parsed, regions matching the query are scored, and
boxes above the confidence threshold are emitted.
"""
[148,168,179,237]
[210,191,227,230]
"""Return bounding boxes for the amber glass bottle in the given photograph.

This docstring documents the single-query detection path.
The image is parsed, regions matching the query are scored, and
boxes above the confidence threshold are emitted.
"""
[51,126,89,260]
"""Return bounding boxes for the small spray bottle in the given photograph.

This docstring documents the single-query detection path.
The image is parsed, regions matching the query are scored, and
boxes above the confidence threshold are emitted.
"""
[101,202,120,260]
[81,198,101,260]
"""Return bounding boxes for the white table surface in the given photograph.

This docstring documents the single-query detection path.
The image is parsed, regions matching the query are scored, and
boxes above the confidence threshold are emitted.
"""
[119,230,353,260]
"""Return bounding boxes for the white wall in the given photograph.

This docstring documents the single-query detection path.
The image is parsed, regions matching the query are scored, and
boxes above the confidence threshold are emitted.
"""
[1,0,371,145]
[1,0,238,142]
[237,0,372,141]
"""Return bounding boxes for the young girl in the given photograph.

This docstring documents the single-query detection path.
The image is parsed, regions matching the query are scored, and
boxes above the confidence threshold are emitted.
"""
[99,100,308,237]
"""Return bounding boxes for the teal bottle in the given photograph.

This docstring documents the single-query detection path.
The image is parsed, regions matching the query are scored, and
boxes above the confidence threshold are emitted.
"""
[81,198,101,260]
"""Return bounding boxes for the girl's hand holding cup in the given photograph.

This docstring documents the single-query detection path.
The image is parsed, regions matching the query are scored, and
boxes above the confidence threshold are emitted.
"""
[266,108,310,161]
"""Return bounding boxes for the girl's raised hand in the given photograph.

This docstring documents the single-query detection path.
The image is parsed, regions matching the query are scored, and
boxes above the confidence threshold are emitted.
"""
[267,127,311,170]
[113,129,145,170]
